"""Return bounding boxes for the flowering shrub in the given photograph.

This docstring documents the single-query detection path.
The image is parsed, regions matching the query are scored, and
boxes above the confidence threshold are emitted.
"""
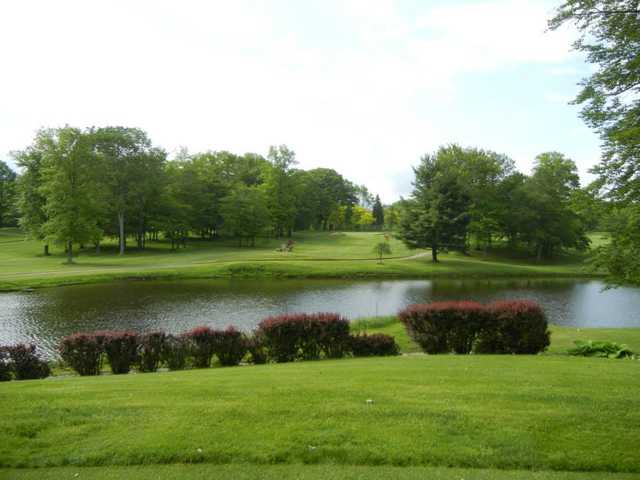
[100,331,139,374]
[59,333,103,376]
[138,331,166,372]
[257,313,351,362]
[185,326,217,368]
[162,334,189,370]
[350,333,399,357]
[5,344,50,380]
[213,326,247,366]
[400,300,549,355]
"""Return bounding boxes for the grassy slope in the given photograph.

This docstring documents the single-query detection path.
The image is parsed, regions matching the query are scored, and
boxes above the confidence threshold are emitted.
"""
[0,355,638,474]
[0,228,598,291]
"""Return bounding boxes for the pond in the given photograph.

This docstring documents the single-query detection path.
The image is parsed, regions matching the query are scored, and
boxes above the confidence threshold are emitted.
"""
[1,278,639,356]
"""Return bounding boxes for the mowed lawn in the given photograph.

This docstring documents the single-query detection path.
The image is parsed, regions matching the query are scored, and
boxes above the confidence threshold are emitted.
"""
[0,355,639,478]
[0,228,597,291]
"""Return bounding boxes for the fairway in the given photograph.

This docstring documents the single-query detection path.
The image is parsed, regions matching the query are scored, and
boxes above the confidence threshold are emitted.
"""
[0,229,597,291]
[1,353,639,476]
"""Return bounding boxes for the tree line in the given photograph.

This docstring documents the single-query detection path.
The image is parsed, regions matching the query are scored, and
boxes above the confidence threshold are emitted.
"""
[0,127,385,261]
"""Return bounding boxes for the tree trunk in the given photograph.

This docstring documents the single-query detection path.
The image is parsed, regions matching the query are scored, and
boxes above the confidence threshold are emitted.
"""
[95,242,101,254]
[66,241,73,264]
[118,211,125,255]
[431,245,438,263]
[44,244,49,256]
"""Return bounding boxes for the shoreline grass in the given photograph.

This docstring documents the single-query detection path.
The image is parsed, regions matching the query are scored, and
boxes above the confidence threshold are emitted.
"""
[0,229,601,292]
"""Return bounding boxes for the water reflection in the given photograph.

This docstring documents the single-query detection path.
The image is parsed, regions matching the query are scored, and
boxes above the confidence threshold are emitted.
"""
[0,278,638,356]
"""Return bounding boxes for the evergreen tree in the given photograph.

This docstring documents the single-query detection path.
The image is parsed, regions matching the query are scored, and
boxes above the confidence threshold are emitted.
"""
[372,195,384,227]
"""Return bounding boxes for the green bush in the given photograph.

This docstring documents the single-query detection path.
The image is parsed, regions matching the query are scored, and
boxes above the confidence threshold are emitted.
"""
[246,334,268,364]
[568,340,635,359]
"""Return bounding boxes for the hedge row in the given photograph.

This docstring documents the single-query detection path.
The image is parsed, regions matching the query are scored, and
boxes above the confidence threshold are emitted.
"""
[0,344,50,381]
[50,313,400,377]
[398,300,550,354]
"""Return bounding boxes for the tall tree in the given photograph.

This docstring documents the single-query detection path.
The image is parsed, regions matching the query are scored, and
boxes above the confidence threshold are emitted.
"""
[0,160,17,227]
[39,127,102,263]
[372,195,385,227]
[12,131,52,254]
[220,184,269,246]
[264,145,298,237]
[93,127,162,254]
[398,148,471,262]
[550,1,640,281]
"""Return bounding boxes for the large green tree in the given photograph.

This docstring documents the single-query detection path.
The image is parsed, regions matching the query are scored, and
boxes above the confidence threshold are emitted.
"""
[264,145,298,237]
[93,127,165,254]
[220,184,269,246]
[0,160,17,227]
[398,147,471,262]
[550,1,640,282]
[39,128,102,263]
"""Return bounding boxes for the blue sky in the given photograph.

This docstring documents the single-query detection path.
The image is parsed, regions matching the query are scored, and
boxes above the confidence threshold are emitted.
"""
[0,0,600,202]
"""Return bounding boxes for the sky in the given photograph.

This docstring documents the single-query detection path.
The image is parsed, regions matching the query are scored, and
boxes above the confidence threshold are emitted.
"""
[0,0,601,202]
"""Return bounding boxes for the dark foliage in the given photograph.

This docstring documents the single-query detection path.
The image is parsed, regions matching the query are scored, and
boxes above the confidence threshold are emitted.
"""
[476,300,550,354]
[245,334,268,364]
[213,327,247,366]
[138,331,166,372]
[400,300,549,355]
[350,333,399,357]
[162,334,189,371]
[257,313,350,362]
[59,333,103,376]
[0,347,11,381]
[4,344,50,380]
[100,331,139,374]
[185,326,217,368]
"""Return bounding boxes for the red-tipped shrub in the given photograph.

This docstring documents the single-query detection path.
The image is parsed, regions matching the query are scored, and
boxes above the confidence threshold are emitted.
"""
[5,344,50,380]
[213,326,247,366]
[350,333,399,357]
[246,333,268,364]
[398,301,486,354]
[185,326,217,368]
[100,331,138,374]
[257,313,350,362]
[477,300,550,354]
[138,331,166,372]
[162,334,189,370]
[317,314,351,358]
[0,347,12,381]
[59,333,103,376]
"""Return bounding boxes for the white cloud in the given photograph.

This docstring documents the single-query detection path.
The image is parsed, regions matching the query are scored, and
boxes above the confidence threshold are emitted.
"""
[0,0,592,202]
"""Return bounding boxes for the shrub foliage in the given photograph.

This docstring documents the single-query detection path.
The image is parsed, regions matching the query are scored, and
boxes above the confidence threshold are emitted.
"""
[185,327,217,368]
[350,333,399,357]
[213,327,247,366]
[138,331,166,372]
[100,331,139,374]
[59,333,103,376]
[4,344,50,380]
[399,300,549,355]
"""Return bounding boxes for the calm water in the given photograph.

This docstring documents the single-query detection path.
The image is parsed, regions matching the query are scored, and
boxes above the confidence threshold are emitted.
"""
[1,278,639,356]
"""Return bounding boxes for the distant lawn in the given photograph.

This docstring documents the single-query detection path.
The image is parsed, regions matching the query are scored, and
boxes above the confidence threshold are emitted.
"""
[0,229,602,291]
